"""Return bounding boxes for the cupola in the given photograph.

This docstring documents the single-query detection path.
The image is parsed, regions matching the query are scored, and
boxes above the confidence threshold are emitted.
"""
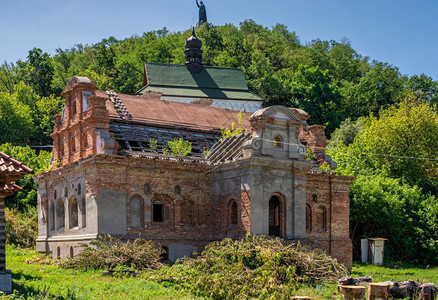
[184,27,203,72]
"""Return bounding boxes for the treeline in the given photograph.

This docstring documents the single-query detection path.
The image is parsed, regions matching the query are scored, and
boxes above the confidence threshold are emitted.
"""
[1,20,437,144]
[0,20,437,263]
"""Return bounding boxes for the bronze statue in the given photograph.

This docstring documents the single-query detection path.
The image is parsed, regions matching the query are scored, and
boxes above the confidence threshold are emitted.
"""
[196,0,207,25]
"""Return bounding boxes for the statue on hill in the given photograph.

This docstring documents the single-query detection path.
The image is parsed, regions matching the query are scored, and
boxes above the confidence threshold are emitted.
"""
[196,0,207,25]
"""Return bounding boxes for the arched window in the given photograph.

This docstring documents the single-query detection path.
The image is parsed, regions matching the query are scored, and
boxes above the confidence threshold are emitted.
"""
[54,190,57,201]
[273,135,283,148]
[69,197,78,229]
[269,195,281,237]
[83,131,88,149]
[129,195,144,228]
[174,185,181,195]
[144,183,152,194]
[230,201,238,224]
[71,99,76,116]
[71,135,76,153]
[64,187,68,198]
[316,205,327,232]
[49,201,55,231]
[306,204,312,232]
[81,197,86,228]
[78,183,82,195]
[70,246,74,258]
[59,137,64,158]
[56,199,65,229]
[312,193,318,202]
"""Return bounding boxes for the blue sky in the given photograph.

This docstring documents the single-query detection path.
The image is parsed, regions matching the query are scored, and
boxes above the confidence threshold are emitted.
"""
[1,0,437,80]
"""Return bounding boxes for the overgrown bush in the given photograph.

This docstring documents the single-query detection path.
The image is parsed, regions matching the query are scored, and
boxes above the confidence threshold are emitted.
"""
[151,235,347,299]
[60,235,163,271]
[5,206,38,248]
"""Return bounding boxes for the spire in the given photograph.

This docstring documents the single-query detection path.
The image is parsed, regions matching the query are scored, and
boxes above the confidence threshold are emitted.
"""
[184,27,203,72]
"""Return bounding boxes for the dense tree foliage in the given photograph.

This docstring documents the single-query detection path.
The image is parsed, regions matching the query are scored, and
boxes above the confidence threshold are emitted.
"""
[0,20,437,262]
[0,144,51,210]
[329,99,438,263]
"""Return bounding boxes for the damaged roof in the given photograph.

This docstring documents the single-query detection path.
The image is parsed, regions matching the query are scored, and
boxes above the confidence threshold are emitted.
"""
[99,90,251,132]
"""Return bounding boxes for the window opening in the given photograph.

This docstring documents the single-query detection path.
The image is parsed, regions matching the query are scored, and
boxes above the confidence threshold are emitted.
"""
[82,91,91,112]
[69,197,78,228]
[174,185,181,195]
[49,201,55,231]
[161,246,169,261]
[153,203,164,222]
[306,204,312,232]
[269,196,281,237]
[81,197,86,228]
[231,201,238,224]
[144,183,152,194]
[273,135,283,148]
[56,199,65,229]
[316,206,327,232]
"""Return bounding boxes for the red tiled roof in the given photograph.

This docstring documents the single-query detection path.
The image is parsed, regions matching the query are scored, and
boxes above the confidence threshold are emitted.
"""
[97,91,251,132]
[0,152,33,174]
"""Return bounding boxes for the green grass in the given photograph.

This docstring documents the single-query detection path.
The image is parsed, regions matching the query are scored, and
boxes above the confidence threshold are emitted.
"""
[3,246,438,299]
[351,262,438,283]
[4,246,198,299]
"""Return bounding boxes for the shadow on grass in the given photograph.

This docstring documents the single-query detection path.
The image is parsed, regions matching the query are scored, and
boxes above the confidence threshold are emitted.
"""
[12,271,78,300]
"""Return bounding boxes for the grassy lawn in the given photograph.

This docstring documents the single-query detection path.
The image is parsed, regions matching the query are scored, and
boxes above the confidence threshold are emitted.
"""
[3,246,198,299]
[3,246,438,299]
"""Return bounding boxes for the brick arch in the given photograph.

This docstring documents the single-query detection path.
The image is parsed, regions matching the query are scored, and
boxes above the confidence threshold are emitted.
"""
[69,196,78,229]
[306,204,312,232]
[56,198,65,230]
[316,205,327,232]
[268,192,286,238]
[228,199,238,225]
[128,194,144,229]
[180,197,194,226]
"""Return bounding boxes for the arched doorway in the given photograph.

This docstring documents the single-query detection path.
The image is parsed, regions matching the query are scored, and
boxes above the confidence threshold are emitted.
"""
[269,195,281,237]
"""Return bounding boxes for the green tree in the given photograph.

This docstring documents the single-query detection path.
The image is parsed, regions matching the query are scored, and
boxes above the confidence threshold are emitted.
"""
[342,62,404,119]
[286,65,343,134]
[349,174,434,263]
[405,73,438,107]
[0,143,51,210]
[327,118,363,148]
[19,48,56,97]
[0,91,35,145]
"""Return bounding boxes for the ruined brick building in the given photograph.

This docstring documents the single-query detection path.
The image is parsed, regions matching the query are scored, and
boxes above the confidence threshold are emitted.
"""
[35,29,354,268]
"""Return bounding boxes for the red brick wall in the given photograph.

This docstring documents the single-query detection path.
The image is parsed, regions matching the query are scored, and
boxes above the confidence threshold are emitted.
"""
[306,172,354,269]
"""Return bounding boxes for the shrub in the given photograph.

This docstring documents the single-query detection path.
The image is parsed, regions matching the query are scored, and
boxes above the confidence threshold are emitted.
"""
[152,235,347,299]
[167,138,192,157]
[5,206,38,248]
[60,235,163,271]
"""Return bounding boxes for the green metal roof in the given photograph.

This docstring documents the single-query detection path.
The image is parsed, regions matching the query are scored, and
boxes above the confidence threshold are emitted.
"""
[138,63,263,102]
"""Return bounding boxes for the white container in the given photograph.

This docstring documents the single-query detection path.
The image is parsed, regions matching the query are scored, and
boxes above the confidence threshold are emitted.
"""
[368,238,387,265]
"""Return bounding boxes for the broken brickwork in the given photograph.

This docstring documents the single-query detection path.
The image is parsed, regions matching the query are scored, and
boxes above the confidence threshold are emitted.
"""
[35,77,353,268]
